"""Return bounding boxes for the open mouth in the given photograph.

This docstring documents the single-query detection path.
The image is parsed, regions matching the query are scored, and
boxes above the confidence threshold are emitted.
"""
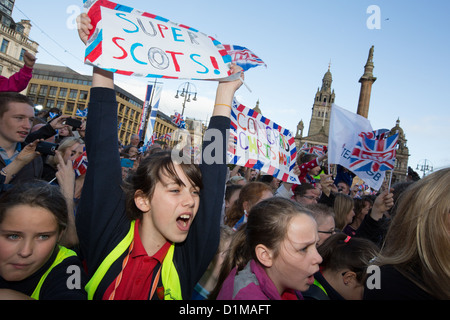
[176,214,192,231]
[18,131,28,138]
[307,274,315,286]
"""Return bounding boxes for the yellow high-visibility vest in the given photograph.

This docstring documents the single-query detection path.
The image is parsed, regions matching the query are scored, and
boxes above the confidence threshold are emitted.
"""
[31,246,77,300]
[85,220,182,300]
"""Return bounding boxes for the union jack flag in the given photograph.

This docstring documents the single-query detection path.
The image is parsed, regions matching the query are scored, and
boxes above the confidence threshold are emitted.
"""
[300,143,327,157]
[222,44,267,72]
[160,133,172,140]
[73,151,88,178]
[350,129,399,172]
[171,112,186,129]
[149,132,159,145]
[140,133,159,153]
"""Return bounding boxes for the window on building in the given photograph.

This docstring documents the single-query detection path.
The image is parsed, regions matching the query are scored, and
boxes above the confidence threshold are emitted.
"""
[49,86,57,98]
[46,100,55,109]
[39,85,48,97]
[66,102,75,113]
[58,88,67,98]
[0,39,9,54]
[79,90,88,101]
[29,83,38,94]
[56,100,65,110]
[68,89,78,100]
[19,48,26,61]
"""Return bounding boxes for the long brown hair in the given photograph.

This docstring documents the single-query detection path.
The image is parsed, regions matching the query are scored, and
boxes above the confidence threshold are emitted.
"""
[122,151,202,221]
[375,168,450,299]
[333,193,354,230]
[224,181,272,228]
[210,197,314,299]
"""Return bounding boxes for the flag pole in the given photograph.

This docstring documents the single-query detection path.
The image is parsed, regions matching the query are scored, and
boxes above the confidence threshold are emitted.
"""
[239,72,252,93]
[388,170,393,191]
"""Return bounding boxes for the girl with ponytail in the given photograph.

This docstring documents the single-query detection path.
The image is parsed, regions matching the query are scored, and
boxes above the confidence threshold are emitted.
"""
[211,197,322,300]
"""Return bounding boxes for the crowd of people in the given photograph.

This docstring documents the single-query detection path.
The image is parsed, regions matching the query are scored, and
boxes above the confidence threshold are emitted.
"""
[0,13,449,301]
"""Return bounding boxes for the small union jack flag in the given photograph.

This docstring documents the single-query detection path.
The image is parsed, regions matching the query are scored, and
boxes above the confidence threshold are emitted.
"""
[350,129,399,172]
[160,133,172,140]
[222,44,267,72]
[73,151,88,178]
[171,112,186,128]
[300,143,327,157]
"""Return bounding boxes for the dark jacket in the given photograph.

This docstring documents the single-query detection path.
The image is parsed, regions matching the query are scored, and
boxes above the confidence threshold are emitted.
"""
[355,212,390,247]
[76,87,228,300]
[0,246,87,300]
[302,271,344,300]
[363,265,436,300]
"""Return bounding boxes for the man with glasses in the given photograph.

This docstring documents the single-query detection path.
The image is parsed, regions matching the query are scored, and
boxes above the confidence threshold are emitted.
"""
[293,183,321,205]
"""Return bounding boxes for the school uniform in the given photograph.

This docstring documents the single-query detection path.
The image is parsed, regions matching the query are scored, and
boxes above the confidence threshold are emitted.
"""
[0,246,87,300]
[302,270,344,300]
[76,87,228,300]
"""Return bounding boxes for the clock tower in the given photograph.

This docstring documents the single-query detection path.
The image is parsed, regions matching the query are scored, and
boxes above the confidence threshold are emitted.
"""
[307,65,335,137]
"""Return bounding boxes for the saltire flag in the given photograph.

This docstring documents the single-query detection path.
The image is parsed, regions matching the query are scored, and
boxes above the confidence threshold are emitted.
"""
[350,130,399,172]
[73,151,88,178]
[222,44,267,72]
[138,84,154,139]
[49,112,59,119]
[143,83,163,147]
[76,108,88,117]
[300,143,327,157]
[171,112,186,129]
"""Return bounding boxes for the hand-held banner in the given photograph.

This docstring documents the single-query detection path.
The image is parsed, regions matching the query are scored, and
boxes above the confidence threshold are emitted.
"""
[228,99,299,184]
[83,0,234,80]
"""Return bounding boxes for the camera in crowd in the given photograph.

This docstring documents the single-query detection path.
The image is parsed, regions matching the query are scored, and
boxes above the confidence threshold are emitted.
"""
[64,118,82,130]
[36,141,59,156]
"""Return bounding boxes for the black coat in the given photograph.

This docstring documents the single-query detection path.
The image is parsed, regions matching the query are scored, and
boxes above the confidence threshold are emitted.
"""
[76,87,228,300]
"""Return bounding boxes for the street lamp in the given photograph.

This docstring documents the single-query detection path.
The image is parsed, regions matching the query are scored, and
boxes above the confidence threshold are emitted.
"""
[175,82,197,116]
[416,159,433,178]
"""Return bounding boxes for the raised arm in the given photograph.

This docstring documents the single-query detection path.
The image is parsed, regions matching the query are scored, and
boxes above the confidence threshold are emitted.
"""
[75,13,129,275]
[78,13,115,90]
[180,65,243,297]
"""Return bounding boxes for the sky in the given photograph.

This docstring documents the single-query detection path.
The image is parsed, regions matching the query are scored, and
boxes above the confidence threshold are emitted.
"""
[11,0,450,175]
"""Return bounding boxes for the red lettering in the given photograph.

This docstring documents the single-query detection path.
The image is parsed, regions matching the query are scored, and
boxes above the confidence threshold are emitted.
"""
[158,24,169,38]
[166,51,184,72]
[248,118,257,135]
[279,152,287,165]
[257,139,265,157]
[237,113,247,131]
[112,37,128,59]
